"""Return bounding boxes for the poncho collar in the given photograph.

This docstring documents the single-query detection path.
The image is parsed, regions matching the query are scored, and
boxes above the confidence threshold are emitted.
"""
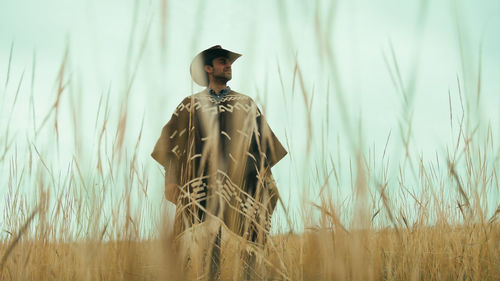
[207,86,231,102]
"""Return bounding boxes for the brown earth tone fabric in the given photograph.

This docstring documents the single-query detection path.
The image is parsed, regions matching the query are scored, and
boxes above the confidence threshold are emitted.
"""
[152,89,287,243]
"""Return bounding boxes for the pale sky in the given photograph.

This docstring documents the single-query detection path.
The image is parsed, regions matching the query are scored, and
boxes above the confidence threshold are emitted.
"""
[0,0,499,235]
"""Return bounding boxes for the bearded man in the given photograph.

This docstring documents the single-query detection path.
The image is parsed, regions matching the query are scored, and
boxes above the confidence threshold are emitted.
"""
[151,45,287,280]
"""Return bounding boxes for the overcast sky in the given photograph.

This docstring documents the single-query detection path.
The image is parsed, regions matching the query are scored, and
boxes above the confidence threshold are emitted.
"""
[1,0,499,233]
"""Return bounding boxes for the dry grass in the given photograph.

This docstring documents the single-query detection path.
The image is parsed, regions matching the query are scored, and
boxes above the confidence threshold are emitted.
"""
[0,224,499,280]
[1,1,499,280]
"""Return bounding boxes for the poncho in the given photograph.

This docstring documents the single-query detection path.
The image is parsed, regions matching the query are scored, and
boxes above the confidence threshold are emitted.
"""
[152,89,287,242]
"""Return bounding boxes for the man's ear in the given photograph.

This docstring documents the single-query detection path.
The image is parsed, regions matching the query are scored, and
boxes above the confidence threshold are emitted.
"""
[204,65,213,74]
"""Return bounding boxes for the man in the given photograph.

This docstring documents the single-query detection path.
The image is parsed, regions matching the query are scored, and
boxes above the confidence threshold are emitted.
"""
[151,45,287,279]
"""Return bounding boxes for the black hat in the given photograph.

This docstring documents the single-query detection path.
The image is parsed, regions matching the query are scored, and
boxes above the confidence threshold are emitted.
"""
[190,45,242,86]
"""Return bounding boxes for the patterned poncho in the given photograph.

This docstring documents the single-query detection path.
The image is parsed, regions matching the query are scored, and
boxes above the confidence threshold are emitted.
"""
[151,89,287,242]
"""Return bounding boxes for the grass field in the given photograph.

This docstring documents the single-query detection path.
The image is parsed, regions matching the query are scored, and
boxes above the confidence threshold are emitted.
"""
[1,223,499,280]
[0,71,498,280]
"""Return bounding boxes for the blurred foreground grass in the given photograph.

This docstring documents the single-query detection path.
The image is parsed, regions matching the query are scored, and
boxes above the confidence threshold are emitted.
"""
[1,223,499,280]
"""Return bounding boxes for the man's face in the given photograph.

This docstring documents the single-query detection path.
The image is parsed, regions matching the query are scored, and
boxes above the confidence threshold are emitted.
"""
[206,56,232,82]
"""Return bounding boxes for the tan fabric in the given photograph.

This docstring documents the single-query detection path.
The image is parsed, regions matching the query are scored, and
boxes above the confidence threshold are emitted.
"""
[176,219,265,280]
[152,89,287,242]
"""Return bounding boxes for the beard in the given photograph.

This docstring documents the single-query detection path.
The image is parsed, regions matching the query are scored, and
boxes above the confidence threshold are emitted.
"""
[213,69,232,83]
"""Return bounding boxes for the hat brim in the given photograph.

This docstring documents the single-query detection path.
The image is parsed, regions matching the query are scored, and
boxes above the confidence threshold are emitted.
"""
[190,47,241,86]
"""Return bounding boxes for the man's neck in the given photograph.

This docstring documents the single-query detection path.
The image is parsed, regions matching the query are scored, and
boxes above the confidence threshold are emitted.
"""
[208,82,228,94]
